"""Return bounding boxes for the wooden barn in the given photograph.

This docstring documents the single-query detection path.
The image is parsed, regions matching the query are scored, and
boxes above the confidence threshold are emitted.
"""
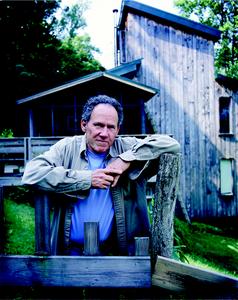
[15,0,238,219]
[116,0,238,219]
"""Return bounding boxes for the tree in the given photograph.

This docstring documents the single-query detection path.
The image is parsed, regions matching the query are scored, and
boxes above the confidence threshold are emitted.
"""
[174,0,238,79]
[13,1,103,98]
[58,34,103,81]
[0,0,103,134]
[52,1,104,82]
[0,0,61,131]
[51,1,89,39]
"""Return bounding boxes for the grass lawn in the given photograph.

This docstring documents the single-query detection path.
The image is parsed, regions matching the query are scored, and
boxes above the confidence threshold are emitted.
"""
[174,218,238,278]
[3,198,35,255]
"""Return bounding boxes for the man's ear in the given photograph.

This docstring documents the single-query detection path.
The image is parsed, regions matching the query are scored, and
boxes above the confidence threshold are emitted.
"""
[81,120,87,132]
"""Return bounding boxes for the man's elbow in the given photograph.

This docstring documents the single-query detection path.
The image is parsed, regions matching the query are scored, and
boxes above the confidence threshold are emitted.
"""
[166,136,181,154]
[173,140,181,153]
[21,174,34,186]
[21,168,41,186]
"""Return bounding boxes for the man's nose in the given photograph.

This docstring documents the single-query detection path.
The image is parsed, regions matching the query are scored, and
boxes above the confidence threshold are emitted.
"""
[100,127,109,136]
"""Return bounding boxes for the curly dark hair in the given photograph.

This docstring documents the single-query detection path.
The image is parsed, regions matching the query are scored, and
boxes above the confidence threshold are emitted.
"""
[81,95,124,126]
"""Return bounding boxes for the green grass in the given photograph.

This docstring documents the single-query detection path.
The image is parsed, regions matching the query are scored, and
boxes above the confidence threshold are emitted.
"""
[185,254,237,278]
[4,198,35,255]
[174,218,238,278]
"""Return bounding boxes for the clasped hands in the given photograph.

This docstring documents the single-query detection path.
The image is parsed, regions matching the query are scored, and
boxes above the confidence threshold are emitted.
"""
[91,157,130,189]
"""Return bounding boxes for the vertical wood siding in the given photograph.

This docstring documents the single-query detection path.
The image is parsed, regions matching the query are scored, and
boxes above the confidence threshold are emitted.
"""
[120,12,238,218]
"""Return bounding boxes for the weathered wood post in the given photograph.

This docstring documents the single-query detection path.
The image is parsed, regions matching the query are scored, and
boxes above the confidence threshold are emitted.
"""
[151,153,181,266]
[84,222,100,255]
[135,237,150,256]
[34,191,51,255]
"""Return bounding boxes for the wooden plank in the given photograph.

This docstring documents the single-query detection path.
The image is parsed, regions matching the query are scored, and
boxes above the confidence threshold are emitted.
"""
[135,237,149,256]
[0,138,25,154]
[84,222,100,255]
[30,137,62,145]
[152,255,238,298]
[30,137,61,158]
[0,177,22,186]
[0,255,151,288]
[34,192,51,256]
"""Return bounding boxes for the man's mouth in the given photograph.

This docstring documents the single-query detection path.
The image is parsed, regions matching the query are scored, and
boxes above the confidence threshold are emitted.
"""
[96,140,108,145]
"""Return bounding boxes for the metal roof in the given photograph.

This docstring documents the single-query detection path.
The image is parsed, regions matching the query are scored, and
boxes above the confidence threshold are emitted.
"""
[119,0,221,42]
[16,63,158,105]
[216,74,238,91]
[109,58,142,76]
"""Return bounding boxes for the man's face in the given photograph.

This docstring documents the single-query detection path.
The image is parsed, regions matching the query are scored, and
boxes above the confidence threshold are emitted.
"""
[81,104,120,153]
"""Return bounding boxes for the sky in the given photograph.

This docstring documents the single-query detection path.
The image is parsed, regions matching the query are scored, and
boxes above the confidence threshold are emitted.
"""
[62,0,179,69]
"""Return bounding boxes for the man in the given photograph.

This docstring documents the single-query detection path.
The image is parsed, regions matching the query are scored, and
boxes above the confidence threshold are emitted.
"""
[22,95,180,255]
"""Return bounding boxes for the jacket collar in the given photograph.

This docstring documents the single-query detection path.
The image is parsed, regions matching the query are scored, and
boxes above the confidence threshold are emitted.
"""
[80,134,118,158]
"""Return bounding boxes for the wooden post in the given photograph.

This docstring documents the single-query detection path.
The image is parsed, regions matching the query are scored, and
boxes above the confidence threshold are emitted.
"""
[34,191,51,256]
[151,153,181,265]
[84,222,99,256]
[0,186,4,254]
[28,108,34,137]
[135,237,150,256]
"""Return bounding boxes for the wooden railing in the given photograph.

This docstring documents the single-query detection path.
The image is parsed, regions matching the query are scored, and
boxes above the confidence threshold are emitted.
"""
[0,150,181,287]
[1,219,151,288]
[0,137,64,185]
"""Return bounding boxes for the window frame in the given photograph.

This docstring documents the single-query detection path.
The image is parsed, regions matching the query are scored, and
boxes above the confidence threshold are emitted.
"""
[219,96,233,136]
[220,158,234,197]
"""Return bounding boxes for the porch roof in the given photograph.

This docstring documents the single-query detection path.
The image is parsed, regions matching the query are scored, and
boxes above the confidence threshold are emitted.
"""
[16,60,158,105]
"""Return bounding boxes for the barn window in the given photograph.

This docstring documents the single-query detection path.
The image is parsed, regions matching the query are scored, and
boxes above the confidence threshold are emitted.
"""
[220,159,233,196]
[219,97,232,134]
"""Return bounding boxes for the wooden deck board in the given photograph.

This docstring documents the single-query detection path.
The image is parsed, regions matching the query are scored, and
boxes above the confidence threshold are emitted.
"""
[0,255,151,288]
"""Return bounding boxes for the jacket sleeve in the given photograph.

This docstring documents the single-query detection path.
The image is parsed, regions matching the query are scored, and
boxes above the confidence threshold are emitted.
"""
[118,134,180,180]
[21,141,92,193]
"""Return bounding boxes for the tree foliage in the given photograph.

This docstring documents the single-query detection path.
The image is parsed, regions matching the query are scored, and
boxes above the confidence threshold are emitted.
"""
[0,0,103,134]
[51,1,89,39]
[174,0,238,79]
[58,35,102,80]
[53,1,103,82]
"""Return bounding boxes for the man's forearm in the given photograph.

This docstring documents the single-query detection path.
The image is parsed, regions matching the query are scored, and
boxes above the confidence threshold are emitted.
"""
[22,156,92,193]
[119,135,180,162]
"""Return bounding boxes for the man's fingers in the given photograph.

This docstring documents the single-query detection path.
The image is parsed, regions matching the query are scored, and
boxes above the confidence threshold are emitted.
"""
[104,168,122,175]
[91,168,122,189]
[111,175,120,187]
[104,174,114,183]
[105,169,121,188]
